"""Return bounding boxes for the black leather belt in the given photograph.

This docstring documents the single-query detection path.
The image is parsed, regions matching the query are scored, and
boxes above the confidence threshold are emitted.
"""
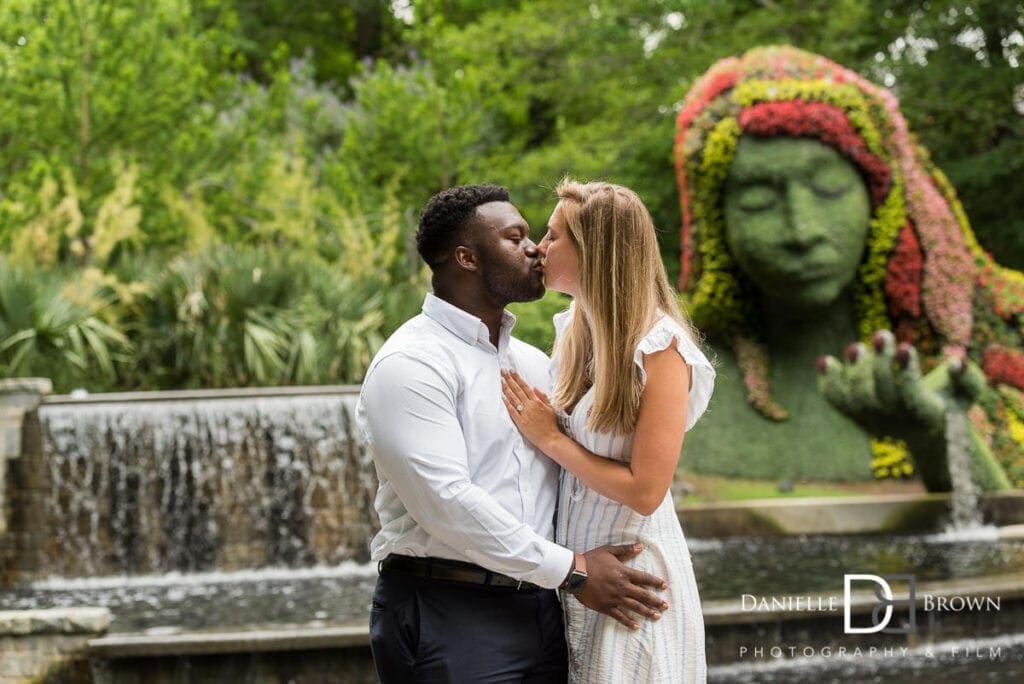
[378,554,544,592]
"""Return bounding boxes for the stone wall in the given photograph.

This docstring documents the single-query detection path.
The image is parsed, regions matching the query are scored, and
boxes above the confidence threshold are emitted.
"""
[0,607,110,683]
[0,379,51,584]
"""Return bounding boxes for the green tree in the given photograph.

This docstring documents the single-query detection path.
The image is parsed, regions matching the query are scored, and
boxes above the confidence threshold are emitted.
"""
[871,1,1024,267]
[198,0,411,87]
[0,0,232,260]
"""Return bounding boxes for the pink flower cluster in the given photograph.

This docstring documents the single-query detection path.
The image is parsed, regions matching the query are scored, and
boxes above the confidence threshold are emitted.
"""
[837,62,976,349]
[978,262,1024,321]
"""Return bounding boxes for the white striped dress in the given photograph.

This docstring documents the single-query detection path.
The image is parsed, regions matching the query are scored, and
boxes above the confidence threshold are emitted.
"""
[552,307,715,683]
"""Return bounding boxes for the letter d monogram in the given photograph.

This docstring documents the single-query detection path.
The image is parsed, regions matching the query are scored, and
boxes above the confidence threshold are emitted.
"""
[844,574,893,634]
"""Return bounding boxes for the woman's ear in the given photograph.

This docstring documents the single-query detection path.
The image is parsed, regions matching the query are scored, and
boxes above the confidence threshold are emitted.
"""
[454,245,478,272]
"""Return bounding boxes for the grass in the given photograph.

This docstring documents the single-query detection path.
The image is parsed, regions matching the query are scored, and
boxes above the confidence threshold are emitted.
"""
[676,469,926,504]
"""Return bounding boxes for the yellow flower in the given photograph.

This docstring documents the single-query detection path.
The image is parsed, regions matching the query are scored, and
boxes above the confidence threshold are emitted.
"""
[870,437,914,479]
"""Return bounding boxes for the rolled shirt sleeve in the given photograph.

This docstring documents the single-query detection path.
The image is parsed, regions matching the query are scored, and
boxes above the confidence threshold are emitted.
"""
[360,351,574,589]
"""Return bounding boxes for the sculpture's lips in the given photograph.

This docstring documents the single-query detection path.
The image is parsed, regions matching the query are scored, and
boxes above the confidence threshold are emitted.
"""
[792,269,836,281]
[782,262,842,282]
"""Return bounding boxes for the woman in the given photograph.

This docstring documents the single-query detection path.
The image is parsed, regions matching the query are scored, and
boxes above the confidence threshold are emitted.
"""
[501,179,715,683]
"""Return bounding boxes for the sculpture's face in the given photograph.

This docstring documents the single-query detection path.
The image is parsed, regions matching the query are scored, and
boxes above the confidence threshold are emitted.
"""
[723,136,872,309]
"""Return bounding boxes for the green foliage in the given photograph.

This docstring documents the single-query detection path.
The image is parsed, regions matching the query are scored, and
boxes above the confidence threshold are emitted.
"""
[507,290,571,353]
[126,244,425,390]
[327,59,487,211]
[0,0,233,256]
[195,0,410,87]
[136,247,314,387]
[868,0,1024,267]
[0,261,129,390]
[0,0,1020,398]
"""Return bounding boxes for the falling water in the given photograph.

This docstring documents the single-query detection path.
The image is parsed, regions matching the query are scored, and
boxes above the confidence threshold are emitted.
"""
[36,388,378,577]
[944,407,984,531]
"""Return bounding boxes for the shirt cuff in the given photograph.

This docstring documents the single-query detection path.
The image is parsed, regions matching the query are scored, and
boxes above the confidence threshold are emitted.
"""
[530,541,576,590]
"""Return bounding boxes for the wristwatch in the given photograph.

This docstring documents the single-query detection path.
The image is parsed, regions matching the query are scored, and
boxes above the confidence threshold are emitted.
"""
[560,552,589,595]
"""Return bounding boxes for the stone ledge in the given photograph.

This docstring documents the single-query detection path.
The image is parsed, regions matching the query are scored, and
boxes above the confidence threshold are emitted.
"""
[44,384,360,406]
[0,378,53,397]
[88,624,368,658]
[678,491,1024,537]
[0,607,111,635]
[999,524,1024,540]
[0,378,53,416]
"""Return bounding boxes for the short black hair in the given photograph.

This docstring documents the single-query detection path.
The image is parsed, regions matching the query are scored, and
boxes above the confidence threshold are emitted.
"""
[416,184,511,268]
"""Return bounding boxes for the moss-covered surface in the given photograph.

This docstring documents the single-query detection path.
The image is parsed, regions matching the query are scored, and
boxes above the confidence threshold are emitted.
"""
[676,469,924,504]
[680,332,876,482]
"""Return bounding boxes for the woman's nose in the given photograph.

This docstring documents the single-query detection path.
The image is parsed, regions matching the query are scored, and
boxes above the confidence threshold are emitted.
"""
[535,238,547,256]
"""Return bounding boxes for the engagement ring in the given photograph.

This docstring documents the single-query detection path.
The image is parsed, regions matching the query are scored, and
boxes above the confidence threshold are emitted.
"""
[516,404,524,412]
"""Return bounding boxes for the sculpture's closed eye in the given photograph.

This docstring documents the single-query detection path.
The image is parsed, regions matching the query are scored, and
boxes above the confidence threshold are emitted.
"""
[735,183,778,212]
[809,164,855,199]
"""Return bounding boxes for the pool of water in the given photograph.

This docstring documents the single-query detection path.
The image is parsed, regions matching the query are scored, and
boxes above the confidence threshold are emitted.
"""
[0,564,378,633]
[3,532,1023,634]
[691,529,1024,600]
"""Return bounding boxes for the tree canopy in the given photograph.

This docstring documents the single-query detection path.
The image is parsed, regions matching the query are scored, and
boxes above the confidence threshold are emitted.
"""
[1,0,1021,391]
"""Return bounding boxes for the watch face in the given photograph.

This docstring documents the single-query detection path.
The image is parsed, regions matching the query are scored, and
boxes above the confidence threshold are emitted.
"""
[565,570,588,595]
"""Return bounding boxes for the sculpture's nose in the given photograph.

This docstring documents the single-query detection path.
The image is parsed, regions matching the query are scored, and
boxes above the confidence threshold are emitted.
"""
[783,181,827,250]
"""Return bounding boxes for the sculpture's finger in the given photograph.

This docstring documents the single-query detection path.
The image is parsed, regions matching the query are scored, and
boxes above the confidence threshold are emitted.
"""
[871,330,899,410]
[842,342,876,412]
[818,355,856,414]
[893,344,945,426]
[948,355,987,404]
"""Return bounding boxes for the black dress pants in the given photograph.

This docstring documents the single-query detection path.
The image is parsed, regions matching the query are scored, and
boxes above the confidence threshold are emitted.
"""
[369,572,568,683]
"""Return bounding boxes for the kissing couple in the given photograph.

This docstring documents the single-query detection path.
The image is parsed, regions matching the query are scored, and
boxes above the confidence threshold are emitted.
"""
[358,180,715,683]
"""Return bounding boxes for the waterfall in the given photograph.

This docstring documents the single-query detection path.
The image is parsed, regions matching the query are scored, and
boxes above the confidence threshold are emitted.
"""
[37,389,378,577]
[944,407,984,531]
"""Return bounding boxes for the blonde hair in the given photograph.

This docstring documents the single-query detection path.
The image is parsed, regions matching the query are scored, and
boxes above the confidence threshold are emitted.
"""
[552,179,699,435]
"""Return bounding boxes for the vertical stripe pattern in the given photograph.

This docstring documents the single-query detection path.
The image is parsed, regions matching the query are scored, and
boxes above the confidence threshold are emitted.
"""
[554,315,712,683]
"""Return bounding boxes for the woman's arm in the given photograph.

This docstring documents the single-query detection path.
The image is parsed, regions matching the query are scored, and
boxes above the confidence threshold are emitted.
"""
[502,344,689,516]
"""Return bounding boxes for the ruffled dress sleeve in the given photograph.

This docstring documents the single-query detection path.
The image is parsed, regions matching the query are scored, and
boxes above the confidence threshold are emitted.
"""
[634,317,716,432]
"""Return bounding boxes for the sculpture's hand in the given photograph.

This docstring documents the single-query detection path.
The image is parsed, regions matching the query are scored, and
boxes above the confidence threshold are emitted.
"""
[817,330,985,491]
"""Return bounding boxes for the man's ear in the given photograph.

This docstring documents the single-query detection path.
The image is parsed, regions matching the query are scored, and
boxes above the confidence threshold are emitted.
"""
[454,245,478,272]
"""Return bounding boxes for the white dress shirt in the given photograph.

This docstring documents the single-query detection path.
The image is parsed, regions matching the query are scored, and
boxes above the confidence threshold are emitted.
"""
[357,293,574,589]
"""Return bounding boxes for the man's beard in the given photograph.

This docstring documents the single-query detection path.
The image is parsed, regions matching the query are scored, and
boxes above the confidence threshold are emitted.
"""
[481,261,545,304]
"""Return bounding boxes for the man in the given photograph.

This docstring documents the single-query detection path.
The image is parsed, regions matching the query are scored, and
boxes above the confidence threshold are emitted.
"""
[358,184,669,683]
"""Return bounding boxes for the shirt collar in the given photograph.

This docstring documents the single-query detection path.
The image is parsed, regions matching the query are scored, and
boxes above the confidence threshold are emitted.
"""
[422,292,517,351]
